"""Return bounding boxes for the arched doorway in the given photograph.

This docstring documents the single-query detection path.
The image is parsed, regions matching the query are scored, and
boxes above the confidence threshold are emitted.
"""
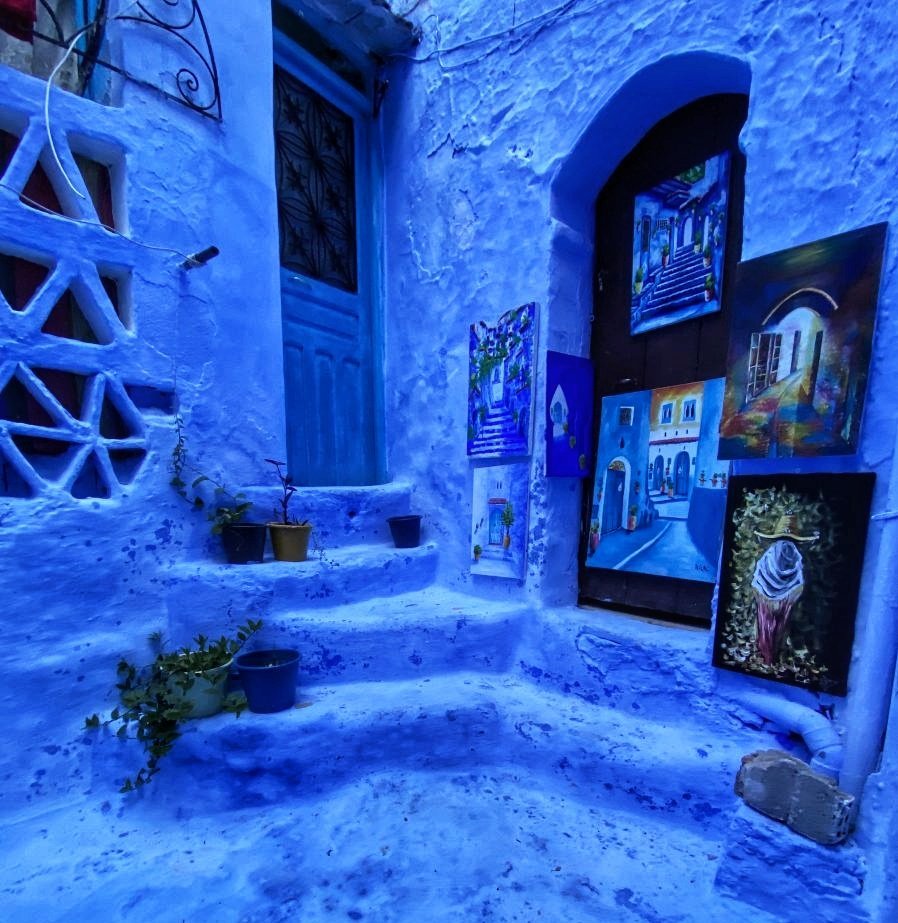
[652,454,664,492]
[548,52,751,619]
[673,451,691,497]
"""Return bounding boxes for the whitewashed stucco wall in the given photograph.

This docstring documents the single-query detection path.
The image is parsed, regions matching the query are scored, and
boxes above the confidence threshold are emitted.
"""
[0,1,896,917]
[381,3,898,914]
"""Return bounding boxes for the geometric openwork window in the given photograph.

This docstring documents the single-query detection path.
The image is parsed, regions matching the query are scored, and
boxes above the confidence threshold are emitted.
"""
[0,102,147,501]
[274,64,358,293]
[0,365,147,498]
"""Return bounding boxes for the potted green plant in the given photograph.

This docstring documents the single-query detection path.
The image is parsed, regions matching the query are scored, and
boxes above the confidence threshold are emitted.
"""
[588,523,600,553]
[704,273,716,302]
[266,459,312,562]
[693,230,702,253]
[85,620,262,792]
[501,502,515,549]
[661,243,670,267]
[170,418,266,564]
[473,543,482,562]
[633,265,645,294]
[627,505,638,531]
[703,244,712,267]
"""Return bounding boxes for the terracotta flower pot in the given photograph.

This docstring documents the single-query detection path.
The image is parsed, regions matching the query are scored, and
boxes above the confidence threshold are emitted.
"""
[269,522,312,562]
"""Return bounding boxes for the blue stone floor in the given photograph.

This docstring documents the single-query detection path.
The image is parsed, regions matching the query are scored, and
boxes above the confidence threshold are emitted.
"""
[2,670,785,922]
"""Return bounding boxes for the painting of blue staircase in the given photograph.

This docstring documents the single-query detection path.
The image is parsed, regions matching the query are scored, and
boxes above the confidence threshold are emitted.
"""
[467,302,536,458]
[630,152,731,336]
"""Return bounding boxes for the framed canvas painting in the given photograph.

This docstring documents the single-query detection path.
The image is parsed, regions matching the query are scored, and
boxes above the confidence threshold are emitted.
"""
[630,151,731,336]
[719,223,886,459]
[585,378,727,584]
[470,462,529,579]
[545,351,594,477]
[713,473,875,695]
[467,302,537,459]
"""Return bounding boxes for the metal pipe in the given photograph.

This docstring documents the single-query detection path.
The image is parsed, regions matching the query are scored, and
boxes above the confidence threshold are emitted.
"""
[733,689,843,779]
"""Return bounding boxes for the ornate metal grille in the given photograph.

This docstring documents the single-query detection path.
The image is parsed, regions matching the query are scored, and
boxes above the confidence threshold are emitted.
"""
[274,65,357,294]
[33,0,222,120]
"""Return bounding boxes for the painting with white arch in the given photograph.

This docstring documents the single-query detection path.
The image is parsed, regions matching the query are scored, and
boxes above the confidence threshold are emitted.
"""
[719,224,886,458]
[545,351,594,477]
[586,378,727,584]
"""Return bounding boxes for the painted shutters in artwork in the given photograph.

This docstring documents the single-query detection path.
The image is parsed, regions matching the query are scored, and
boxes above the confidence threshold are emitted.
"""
[746,332,783,400]
[274,42,383,485]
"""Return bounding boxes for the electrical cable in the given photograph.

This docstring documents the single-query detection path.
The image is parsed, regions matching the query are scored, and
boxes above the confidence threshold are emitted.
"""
[0,180,204,265]
[387,0,603,67]
[42,0,143,201]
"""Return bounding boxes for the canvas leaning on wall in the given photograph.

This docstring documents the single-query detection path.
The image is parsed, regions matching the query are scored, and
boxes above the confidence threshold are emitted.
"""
[630,151,731,336]
[470,462,529,579]
[467,302,537,459]
[586,378,728,584]
[545,351,594,477]
[713,473,874,695]
[718,223,886,459]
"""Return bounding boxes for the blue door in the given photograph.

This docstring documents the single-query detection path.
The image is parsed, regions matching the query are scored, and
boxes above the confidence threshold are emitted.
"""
[652,455,664,491]
[674,451,691,497]
[602,468,625,533]
[274,35,384,485]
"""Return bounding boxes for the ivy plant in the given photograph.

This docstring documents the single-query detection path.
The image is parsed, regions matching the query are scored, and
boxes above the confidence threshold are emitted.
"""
[85,619,262,792]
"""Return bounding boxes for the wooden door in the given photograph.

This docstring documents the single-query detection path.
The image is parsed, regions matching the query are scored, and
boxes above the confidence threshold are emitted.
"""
[274,36,384,485]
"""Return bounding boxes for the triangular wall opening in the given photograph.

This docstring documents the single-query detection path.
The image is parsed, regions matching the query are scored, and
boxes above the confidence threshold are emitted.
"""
[71,451,111,499]
[41,289,111,345]
[0,251,50,312]
[0,373,57,427]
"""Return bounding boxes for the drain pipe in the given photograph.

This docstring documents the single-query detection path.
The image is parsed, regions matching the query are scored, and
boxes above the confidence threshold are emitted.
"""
[837,420,898,800]
[731,689,843,779]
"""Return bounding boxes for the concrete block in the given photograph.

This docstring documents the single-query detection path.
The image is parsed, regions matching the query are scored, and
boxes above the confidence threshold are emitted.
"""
[735,749,855,845]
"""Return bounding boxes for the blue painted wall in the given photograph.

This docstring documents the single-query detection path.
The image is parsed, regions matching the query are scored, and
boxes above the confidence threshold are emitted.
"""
[0,2,897,920]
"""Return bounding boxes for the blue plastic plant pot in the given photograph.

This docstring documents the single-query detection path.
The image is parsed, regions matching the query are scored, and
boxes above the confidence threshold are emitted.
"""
[234,649,300,713]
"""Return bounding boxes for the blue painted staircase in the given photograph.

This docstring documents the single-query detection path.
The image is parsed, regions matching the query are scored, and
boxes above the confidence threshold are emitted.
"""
[641,248,709,319]
[469,404,528,456]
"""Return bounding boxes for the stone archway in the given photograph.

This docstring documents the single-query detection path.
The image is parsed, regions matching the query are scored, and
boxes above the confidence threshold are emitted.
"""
[543,51,752,605]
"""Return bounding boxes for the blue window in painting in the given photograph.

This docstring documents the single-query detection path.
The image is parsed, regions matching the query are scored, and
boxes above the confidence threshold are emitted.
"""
[682,399,696,422]
[661,402,673,424]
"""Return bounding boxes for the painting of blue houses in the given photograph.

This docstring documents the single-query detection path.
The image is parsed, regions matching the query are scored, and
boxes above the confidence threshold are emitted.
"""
[470,462,530,579]
[586,378,727,583]
[630,152,731,336]
[467,302,536,458]
[545,351,594,477]
[718,224,886,458]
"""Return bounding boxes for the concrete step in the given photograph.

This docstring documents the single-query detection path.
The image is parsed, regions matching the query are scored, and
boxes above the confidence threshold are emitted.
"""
[257,588,530,684]
[237,480,422,550]
[163,542,440,645]
[171,672,773,836]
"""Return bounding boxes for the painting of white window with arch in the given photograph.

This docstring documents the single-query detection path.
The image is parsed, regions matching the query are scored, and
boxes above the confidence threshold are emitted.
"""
[630,151,730,336]
[470,462,529,579]
[545,351,594,477]
[586,378,727,584]
[719,223,886,459]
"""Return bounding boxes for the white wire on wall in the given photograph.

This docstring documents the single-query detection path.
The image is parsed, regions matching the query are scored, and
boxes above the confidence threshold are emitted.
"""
[42,0,142,201]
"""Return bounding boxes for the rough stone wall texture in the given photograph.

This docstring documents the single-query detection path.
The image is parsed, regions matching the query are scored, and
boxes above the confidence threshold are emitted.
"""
[0,1,896,920]
[380,3,898,917]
